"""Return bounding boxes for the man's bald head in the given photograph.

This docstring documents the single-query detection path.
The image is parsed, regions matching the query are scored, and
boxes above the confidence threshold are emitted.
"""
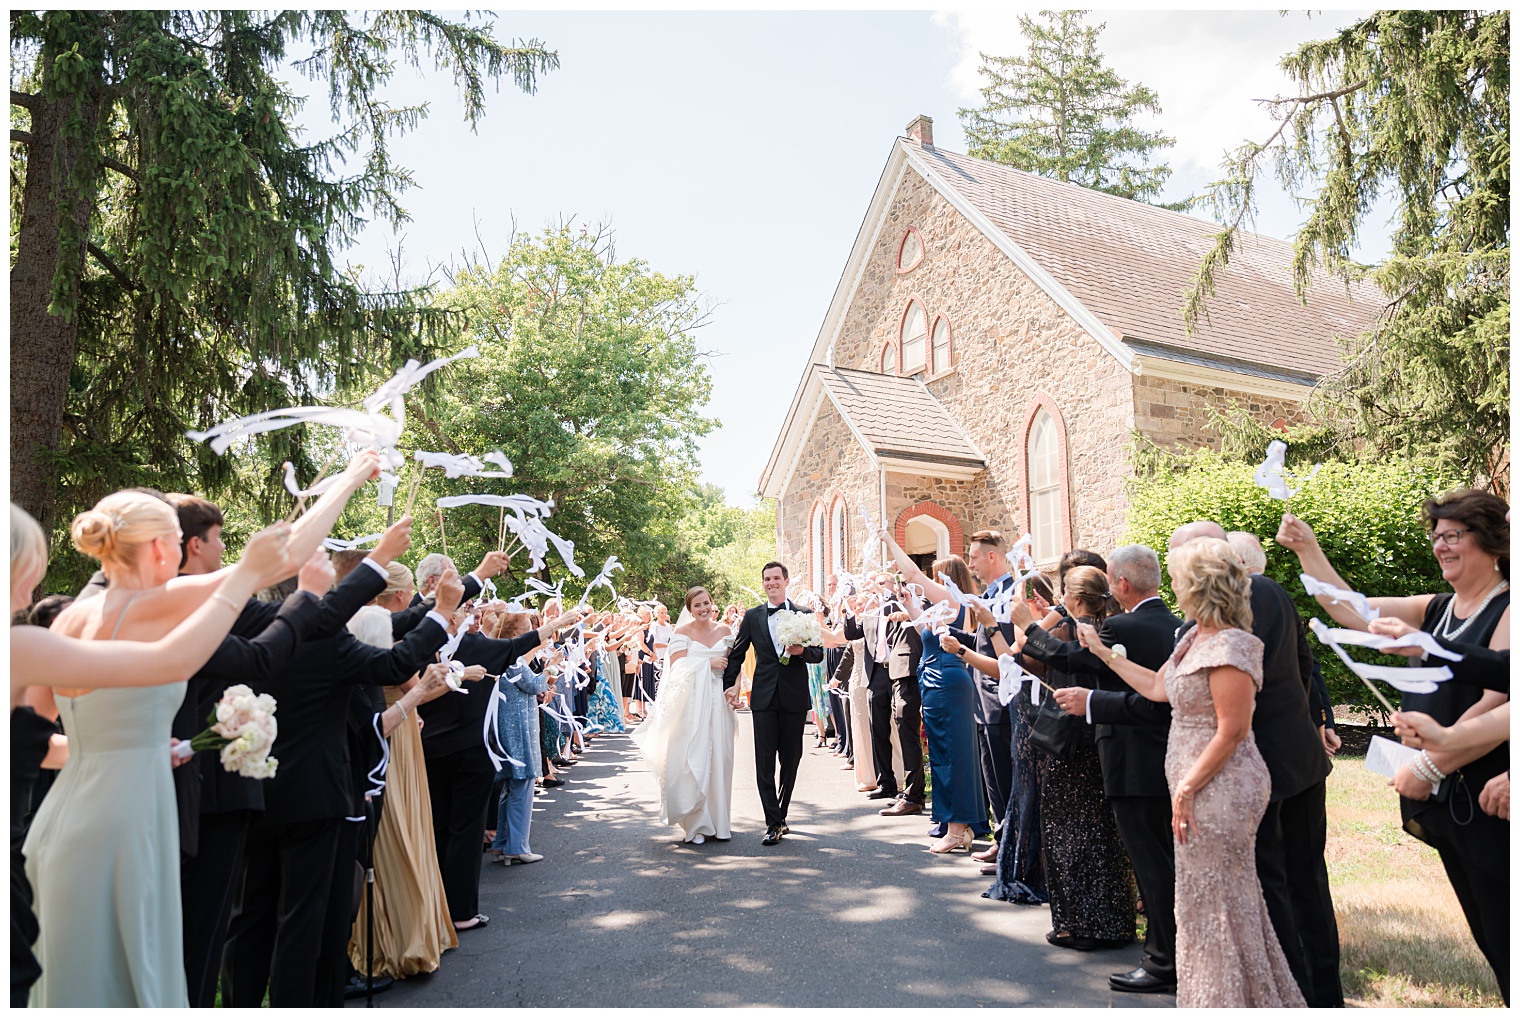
[1169,520,1227,550]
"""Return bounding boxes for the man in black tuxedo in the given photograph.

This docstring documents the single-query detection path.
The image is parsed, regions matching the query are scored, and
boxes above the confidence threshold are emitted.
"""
[1023,544,1182,994]
[221,533,460,1007]
[721,561,824,844]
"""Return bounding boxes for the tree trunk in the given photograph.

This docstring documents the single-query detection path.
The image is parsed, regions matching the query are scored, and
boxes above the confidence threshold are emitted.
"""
[10,85,103,542]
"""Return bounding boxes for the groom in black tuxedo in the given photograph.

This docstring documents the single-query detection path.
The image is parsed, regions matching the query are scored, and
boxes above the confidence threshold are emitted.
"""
[722,561,824,844]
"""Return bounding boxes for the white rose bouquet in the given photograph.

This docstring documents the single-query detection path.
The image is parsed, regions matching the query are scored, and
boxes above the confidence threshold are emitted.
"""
[187,684,280,779]
[772,610,823,666]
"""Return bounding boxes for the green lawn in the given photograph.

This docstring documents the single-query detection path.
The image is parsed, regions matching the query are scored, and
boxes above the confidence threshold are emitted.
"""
[1326,753,1503,1007]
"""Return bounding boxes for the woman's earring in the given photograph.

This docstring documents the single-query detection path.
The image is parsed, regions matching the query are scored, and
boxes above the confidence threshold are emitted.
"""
[1496,560,1502,572]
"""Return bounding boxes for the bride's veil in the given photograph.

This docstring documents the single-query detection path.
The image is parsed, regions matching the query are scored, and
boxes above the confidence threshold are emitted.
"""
[675,605,694,629]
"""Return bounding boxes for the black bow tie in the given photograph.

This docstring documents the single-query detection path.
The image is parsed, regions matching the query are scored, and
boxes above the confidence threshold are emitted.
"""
[767,604,786,615]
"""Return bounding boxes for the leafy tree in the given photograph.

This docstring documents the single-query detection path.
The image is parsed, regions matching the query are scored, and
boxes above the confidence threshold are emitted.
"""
[1124,442,1462,717]
[384,224,718,605]
[677,485,778,608]
[1186,10,1509,493]
[9,11,558,550]
[958,9,1185,208]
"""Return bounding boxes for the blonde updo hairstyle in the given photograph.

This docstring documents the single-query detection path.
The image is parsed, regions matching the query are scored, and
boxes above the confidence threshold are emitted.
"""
[11,503,49,607]
[71,491,180,569]
[1168,537,1253,632]
[382,561,414,598]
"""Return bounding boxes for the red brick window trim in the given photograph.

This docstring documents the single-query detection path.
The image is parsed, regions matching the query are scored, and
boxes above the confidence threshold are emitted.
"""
[893,501,964,556]
[927,314,954,377]
[879,339,898,374]
[896,226,925,274]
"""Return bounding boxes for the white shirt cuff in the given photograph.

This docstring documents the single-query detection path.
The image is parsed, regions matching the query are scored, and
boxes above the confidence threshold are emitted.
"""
[467,571,483,586]
[1084,690,1094,725]
[360,557,388,579]
[425,610,450,631]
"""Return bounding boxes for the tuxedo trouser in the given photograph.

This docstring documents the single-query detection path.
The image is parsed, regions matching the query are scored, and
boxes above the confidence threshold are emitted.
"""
[892,673,926,803]
[1108,795,1175,980]
[827,687,851,758]
[867,678,898,795]
[313,816,364,1006]
[1273,779,1343,1006]
[222,816,342,1007]
[424,744,497,921]
[1256,797,1313,1002]
[977,717,1013,828]
[181,809,253,1007]
[751,709,806,828]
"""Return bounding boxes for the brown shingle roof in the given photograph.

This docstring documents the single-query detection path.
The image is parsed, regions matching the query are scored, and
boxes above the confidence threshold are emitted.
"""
[816,364,984,467]
[913,143,1383,378]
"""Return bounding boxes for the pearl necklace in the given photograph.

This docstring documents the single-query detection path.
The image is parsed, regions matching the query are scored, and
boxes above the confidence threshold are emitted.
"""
[1437,579,1510,641]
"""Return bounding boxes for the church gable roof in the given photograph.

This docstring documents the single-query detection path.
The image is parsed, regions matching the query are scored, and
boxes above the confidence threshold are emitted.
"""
[908,143,1382,379]
[815,365,984,468]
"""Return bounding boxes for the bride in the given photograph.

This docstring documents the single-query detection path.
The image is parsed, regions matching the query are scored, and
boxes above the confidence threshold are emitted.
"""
[631,586,737,844]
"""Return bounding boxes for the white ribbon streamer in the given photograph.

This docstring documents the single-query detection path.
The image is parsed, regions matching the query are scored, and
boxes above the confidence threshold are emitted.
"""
[1254,440,1321,501]
[1319,626,1465,662]
[321,532,384,552]
[577,555,624,609]
[1309,618,1453,695]
[365,710,392,798]
[413,449,514,479]
[1300,574,1381,622]
[281,461,344,499]
[997,653,1041,705]
[483,678,527,772]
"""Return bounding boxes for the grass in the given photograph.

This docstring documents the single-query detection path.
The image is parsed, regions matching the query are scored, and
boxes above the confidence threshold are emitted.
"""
[1326,751,1503,1008]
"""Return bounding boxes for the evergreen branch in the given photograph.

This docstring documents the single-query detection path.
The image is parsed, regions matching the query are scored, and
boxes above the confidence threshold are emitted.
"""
[98,154,138,181]
[10,89,38,110]
[10,129,33,145]
[86,242,138,291]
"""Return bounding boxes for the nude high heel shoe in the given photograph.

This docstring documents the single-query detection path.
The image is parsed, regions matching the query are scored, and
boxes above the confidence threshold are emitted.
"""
[929,827,973,854]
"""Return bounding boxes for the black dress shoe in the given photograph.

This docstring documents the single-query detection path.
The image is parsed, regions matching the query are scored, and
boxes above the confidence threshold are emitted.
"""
[866,787,896,800]
[1108,967,1176,993]
[779,823,790,834]
[761,825,782,846]
[344,974,395,999]
[1046,930,1102,951]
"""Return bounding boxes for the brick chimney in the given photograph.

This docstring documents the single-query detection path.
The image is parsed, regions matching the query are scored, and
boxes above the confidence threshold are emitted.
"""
[905,114,933,148]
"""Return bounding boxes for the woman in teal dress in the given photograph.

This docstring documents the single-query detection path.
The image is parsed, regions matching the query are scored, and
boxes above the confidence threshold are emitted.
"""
[807,660,831,746]
[586,641,626,734]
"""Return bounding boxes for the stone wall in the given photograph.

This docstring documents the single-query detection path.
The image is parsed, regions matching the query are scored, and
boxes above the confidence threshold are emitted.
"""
[1132,373,1309,453]
[886,473,975,552]
[827,167,1133,555]
[778,396,878,592]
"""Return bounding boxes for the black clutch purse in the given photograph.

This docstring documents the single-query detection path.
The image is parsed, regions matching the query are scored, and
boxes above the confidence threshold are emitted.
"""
[1027,691,1091,762]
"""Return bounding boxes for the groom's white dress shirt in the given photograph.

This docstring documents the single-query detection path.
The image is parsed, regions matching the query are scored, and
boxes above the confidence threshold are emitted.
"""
[766,599,792,656]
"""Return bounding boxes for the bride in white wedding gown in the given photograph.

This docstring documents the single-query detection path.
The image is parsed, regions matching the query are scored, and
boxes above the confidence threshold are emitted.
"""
[631,586,737,843]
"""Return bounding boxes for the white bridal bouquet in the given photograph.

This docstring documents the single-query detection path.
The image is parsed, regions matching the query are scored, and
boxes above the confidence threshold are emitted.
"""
[187,684,280,779]
[772,610,823,666]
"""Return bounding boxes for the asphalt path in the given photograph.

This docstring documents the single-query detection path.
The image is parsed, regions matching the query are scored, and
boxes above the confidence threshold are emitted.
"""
[359,713,1173,1008]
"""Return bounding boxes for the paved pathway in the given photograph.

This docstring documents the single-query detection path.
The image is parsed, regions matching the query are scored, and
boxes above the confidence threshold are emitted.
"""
[359,714,1173,1008]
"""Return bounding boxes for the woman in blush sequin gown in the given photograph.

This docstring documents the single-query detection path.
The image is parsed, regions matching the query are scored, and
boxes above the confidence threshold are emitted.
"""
[1082,538,1304,1008]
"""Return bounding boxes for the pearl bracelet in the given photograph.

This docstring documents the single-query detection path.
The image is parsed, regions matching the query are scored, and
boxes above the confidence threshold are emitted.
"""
[1415,749,1447,783]
[394,700,409,722]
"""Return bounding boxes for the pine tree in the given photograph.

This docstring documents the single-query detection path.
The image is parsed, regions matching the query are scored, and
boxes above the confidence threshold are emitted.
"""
[958,10,1184,208]
[9,11,558,546]
[1185,10,1509,491]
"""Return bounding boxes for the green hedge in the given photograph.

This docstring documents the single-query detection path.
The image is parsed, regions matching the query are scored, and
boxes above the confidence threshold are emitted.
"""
[1123,449,1463,715]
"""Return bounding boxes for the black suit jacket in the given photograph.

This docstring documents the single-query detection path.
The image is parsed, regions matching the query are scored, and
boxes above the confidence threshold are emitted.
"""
[721,603,823,713]
[841,603,912,693]
[170,590,327,857]
[1024,598,1182,798]
[257,566,449,825]
[393,574,483,638]
[418,628,545,757]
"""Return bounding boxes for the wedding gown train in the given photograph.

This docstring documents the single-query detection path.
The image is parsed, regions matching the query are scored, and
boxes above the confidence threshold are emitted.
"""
[631,633,736,841]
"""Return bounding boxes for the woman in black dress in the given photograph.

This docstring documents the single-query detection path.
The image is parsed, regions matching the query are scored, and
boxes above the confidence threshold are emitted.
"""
[1027,566,1136,949]
[1281,489,1510,1001]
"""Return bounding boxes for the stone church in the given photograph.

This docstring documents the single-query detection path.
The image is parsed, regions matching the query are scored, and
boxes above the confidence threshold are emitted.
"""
[760,115,1380,590]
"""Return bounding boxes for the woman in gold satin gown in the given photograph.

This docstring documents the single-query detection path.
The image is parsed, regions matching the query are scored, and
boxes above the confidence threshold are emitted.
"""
[346,577,458,979]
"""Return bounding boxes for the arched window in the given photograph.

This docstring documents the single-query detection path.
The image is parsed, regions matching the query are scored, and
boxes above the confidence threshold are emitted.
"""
[897,227,924,273]
[1027,408,1062,564]
[880,341,898,374]
[831,499,847,573]
[900,301,928,375]
[930,316,952,374]
[811,502,828,592]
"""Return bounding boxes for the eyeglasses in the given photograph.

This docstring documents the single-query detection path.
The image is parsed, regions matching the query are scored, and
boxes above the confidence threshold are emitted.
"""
[1430,528,1469,548]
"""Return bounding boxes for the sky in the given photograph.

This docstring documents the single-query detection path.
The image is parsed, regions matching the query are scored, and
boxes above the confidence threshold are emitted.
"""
[304,10,1385,507]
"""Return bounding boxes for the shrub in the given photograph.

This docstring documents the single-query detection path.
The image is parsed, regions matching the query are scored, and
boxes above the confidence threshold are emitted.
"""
[1124,446,1463,715]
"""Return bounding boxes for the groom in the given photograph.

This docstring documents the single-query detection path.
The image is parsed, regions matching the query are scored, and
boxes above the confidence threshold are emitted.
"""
[722,561,823,845]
